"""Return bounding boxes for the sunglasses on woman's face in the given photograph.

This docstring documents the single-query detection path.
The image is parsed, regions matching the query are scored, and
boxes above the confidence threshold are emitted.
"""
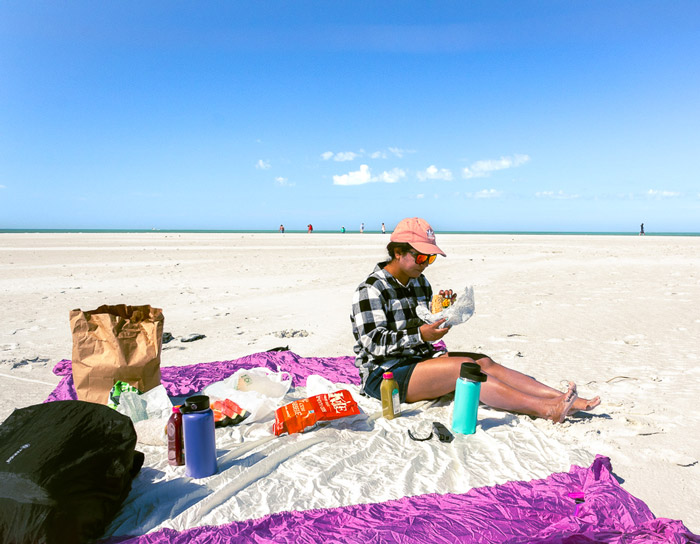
[408,250,437,265]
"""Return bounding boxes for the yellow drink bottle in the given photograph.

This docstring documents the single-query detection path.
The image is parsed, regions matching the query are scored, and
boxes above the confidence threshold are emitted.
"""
[380,372,401,419]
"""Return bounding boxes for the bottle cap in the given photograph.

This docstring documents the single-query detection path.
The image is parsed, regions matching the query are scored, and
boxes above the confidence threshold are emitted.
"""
[183,395,210,412]
[459,363,480,376]
[460,362,487,382]
[383,372,394,380]
[172,406,180,413]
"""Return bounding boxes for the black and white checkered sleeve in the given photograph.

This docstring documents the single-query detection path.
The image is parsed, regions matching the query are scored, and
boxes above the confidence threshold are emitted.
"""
[351,283,422,358]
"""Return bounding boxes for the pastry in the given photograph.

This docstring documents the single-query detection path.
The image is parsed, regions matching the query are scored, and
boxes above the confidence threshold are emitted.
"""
[431,290,456,313]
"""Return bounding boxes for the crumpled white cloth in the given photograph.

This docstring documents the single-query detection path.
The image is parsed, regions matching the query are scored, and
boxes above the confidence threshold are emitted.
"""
[103,380,593,538]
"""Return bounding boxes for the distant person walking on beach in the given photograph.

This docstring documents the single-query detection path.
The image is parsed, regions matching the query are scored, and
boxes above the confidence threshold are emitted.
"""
[307,224,313,234]
[360,222,365,234]
[341,226,346,233]
[382,223,386,234]
[640,223,645,236]
[351,217,601,423]
[279,224,285,233]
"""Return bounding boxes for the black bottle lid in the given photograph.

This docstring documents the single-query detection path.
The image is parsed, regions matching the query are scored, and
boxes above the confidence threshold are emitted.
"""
[183,395,210,412]
[460,362,487,382]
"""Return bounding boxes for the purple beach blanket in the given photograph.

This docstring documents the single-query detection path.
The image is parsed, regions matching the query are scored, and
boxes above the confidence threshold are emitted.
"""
[46,350,361,403]
[112,456,697,544]
[46,351,699,544]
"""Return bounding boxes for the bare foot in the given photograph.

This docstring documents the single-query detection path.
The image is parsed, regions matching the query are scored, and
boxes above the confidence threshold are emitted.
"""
[564,382,601,413]
[547,382,578,423]
[571,395,601,413]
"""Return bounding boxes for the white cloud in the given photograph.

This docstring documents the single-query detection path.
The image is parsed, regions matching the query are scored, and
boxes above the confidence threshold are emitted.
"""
[647,189,680,198]
[333,164,372,186]
[389,147,415,158]
[0,184,6,189]
[417,165,453,181]
[376,168,406,183]
[275,177,295,187]
[335,151,359,162]
[416,194,425,199]
[256,159,271,170]
[463,154,530,179]
[321,151,361,161]
[333,165,406,186]
[472,189,503,199]
[323,148,413,161]
[535,190,580,200]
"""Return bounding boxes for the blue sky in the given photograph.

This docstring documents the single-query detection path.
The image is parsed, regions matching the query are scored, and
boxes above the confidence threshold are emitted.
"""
[1,1,699,232]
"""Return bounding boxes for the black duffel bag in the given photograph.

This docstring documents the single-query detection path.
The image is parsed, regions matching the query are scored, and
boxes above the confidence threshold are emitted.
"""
[0,400,145,544]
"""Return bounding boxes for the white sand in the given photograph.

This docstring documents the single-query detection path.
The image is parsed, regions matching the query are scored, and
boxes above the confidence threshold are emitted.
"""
[1,232,698,532]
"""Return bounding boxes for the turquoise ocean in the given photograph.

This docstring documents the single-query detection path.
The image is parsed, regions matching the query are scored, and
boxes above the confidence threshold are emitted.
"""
[1,229,698,236]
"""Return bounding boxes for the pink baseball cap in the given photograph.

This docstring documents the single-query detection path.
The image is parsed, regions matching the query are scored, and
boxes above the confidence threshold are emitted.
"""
[390,217,446,256]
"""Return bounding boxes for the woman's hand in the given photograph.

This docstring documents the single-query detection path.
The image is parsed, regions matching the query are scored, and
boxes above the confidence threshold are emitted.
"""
[420,319,450,342]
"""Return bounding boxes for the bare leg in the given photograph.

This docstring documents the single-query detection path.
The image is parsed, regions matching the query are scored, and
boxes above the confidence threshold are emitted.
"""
[406,357,578,422]
[477,377,577,422]
[405,357,463,401]
[470,356,564,399]
[448,354,601,413]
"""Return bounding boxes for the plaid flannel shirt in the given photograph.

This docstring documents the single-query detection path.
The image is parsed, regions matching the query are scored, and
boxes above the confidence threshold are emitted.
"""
[351,262,442,388]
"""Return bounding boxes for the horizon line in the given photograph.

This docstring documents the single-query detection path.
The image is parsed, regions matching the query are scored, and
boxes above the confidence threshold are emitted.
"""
[1,228,698,237]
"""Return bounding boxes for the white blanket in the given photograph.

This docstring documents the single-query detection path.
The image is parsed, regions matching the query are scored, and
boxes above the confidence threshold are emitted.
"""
[105,381,593,538]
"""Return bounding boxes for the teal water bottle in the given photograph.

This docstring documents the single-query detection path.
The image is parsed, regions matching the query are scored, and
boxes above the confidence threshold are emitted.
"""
[452,363,488,435]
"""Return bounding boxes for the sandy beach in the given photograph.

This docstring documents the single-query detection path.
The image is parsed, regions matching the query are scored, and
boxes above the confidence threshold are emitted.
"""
[1,231,698,533]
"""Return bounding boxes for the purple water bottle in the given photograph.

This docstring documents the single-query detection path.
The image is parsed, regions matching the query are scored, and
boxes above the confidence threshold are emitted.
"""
[182,395,217,478]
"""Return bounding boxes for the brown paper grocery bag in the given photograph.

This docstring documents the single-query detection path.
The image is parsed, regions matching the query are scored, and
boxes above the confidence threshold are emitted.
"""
[70,304,164,405]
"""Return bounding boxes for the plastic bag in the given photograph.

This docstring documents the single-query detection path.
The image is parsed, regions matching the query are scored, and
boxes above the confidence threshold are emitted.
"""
[116,384,172,423]
[230,367,292,397]
[133,417,169,446]
[416,285,475,328]
[202,367,292,424]
[306,374,337,396]
[108,381,141,409]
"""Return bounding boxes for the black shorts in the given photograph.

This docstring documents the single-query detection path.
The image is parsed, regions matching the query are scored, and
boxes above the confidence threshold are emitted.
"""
[363,351,488,403]
[363,357,423,403]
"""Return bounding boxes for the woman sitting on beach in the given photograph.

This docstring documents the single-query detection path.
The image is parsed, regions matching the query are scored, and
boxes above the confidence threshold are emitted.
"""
[351,217,601,423]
